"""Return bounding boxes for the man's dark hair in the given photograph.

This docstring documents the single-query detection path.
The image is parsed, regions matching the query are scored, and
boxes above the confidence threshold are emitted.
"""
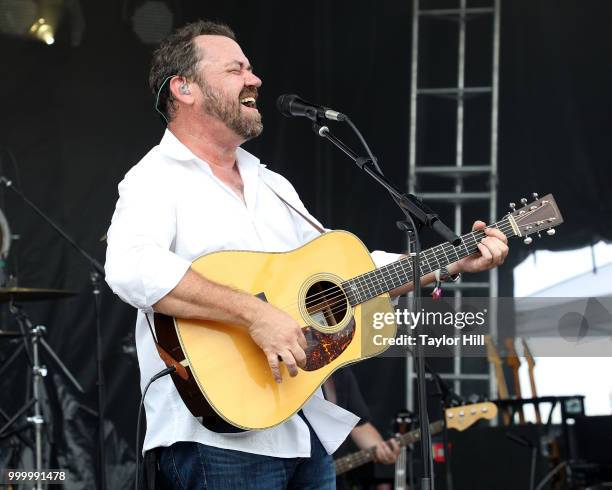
[149,20,236,122]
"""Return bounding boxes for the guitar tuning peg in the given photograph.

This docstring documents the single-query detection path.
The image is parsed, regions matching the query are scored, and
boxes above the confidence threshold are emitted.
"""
[523,236,533,245]
[532,192,539,200]
[520,198,528,205]
[546,228,556,236]
[509,202,516,211]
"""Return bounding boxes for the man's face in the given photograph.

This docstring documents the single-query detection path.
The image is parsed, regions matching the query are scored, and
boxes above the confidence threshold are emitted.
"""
[193,35,263,141]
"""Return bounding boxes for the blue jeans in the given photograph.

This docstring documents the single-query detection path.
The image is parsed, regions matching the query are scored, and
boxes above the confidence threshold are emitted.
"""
[158,422,335,489]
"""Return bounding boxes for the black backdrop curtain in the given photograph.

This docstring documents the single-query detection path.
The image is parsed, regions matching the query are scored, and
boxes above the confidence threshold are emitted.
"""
[0,0,610,486]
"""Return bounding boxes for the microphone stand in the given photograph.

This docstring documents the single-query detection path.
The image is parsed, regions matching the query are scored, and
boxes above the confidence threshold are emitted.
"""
[312,119,460,490]
[429,367,459,490]
[0,177,107,490]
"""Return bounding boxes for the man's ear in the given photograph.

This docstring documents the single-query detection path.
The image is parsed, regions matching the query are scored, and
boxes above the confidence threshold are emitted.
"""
[170,76,193,102]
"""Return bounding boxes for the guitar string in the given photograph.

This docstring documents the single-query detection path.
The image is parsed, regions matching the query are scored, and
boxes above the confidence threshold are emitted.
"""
[276,201,552,315]
[340,419,453,474]
[277,222,516,321]
[307,220,513,308]
[269,206,554,319]
[280,221,516,318]
[294,221,517,320]
[275,220,514,314]
[276,245,515,329]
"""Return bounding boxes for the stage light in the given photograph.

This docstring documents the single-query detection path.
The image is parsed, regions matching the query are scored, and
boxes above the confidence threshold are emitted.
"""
[29,17,54,44]
[130,0,174,45]
[0,0,84,46]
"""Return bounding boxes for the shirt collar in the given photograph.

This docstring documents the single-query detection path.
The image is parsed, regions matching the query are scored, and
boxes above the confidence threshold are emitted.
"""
[157,129,266,171]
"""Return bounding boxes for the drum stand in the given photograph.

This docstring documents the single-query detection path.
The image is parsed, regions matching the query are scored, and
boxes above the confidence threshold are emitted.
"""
[0,302,85,490]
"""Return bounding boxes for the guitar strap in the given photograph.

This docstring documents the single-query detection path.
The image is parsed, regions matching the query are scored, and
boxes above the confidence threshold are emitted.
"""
[263,181,325,235]
[144,312,189,380]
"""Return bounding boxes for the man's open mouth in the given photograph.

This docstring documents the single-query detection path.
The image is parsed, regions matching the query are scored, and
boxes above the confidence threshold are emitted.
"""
[240,97,257,109]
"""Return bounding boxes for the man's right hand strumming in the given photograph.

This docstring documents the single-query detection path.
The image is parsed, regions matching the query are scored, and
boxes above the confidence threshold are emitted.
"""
[248,302,308,383]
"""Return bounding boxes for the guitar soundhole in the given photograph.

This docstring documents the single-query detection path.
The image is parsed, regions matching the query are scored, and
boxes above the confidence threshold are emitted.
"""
[304,280,348,328]
[301,280,355,371]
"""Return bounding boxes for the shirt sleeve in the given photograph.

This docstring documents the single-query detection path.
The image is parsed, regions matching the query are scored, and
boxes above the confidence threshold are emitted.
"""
[104,160,192,311]
[370,250,403,267]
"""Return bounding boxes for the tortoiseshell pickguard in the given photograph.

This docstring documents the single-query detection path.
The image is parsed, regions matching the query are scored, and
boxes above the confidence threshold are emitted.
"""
[301,318,356,371]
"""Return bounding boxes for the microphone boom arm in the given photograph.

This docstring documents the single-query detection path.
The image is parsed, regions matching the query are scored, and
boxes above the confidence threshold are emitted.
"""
[312,123,460,246]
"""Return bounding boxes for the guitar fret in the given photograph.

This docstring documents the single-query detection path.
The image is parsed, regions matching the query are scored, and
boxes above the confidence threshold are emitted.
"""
[439,245,451,264]
[336,418,472,476]
[391,262,403,289]
[432,249,441,269]
[400,259,412,280]
[379,270,391,294]
[351,276,365,300]
[343,217,517,307]
[421,252,433,273]
[452,244,461,261]
[356,275,368,300]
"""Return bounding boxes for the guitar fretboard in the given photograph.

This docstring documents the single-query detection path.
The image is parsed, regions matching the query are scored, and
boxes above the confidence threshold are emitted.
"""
[335,420,445,475]
[342,217,515,306]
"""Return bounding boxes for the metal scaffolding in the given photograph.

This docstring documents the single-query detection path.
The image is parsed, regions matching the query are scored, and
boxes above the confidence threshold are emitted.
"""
[406,0,501,409]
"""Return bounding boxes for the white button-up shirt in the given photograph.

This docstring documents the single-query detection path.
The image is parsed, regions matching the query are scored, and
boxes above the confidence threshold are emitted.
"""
[105,129,400,457]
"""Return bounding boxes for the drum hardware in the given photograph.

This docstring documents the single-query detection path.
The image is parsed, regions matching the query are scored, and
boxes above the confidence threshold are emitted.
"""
[0,302,85,490]
[0,287,77,302]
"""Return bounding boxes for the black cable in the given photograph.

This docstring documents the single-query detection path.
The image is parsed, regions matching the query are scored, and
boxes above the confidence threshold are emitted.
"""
[344,117,384,174]
[535,461,568,490]
[135,365,176,490]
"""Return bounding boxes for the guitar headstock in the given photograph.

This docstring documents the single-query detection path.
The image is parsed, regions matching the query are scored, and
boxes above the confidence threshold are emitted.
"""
[445,402,498,431]
[507,193,563,245]
[504,337,521,370]
[394,410,414,436]
[521,338,536,370]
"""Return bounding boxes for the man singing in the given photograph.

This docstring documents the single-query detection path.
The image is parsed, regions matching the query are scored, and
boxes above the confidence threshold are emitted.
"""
[105,20,508,489]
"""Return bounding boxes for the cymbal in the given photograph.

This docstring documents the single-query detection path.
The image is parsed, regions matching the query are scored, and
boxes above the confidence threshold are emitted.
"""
[0,287,77,302]
[0,329,25,338]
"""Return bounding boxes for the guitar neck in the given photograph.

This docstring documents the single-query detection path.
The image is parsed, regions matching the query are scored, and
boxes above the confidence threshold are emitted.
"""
[493,360,509,399]
[395,447,408,490]
[342,217,516,306]
[528,365,542,424]
[335,420,445,475]
[528,366,538,398]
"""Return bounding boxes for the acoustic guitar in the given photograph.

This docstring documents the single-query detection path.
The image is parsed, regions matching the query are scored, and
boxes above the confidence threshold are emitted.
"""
[335,402,498,476]
[154,194,563,432]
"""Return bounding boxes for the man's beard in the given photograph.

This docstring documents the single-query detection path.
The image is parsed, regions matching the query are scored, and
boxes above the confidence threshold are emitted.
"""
[197,79,263,141]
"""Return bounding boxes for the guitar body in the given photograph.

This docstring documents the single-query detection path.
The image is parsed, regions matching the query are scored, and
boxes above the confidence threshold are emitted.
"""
[155,230,397,432]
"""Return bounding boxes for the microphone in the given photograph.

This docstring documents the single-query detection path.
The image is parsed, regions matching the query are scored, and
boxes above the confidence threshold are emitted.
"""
[276,94,346,122]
